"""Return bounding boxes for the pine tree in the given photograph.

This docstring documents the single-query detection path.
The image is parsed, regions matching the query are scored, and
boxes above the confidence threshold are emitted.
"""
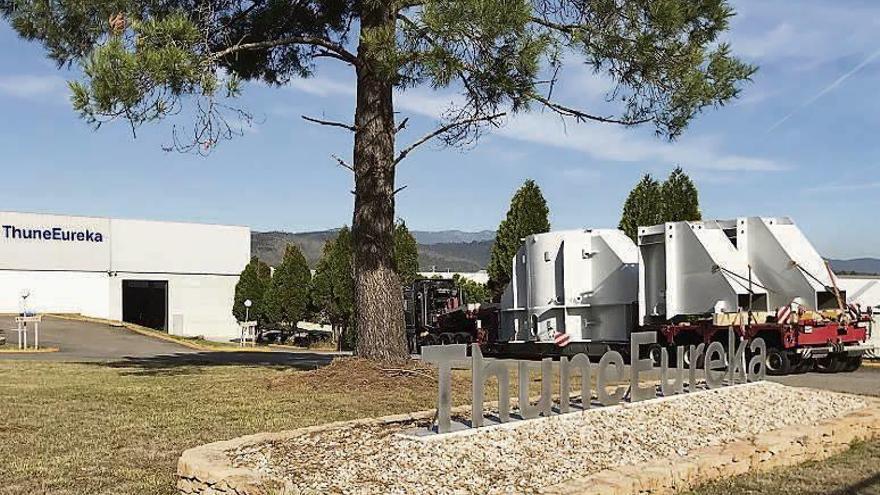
[264,244,311,327]
[487,179,551,298]
[661,167,702,222]
[619,174,663,241]
[393,221,420,287]
[233,256,271,324]
[311,227,355,350]
[4,0,756,361]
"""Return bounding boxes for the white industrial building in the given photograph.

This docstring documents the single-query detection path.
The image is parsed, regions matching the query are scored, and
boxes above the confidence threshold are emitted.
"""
[0,211,250,341]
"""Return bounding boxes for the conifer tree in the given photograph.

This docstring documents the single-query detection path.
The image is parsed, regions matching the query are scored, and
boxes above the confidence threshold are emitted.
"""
[393,221,420,287]
[487,179,550,298]
[661,167,702,222]
[619,174,663,241]
[311,227,355,349]
[264,244,311,327]
[233,256,271,324]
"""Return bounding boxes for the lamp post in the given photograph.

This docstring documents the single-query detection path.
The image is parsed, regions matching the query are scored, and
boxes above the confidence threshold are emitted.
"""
[244,299,252,322]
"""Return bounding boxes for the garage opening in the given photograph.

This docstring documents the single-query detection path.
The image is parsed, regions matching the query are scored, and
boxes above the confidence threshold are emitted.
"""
[122,280,168,331]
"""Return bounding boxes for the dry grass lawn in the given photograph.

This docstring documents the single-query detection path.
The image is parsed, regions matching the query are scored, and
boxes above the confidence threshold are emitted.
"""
[687,439,880,495]
[0,357,877,495]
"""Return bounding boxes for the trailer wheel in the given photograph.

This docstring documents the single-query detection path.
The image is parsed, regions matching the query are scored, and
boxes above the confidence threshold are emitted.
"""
[646,344,665,367]
[765,348,791,376]
[439,333,454,345]
[792,356,814,374]
[682,348,703,369]
[815,355,845,373]
[421,334,438,347]
[843,355,863,372]
[453,332,472,345]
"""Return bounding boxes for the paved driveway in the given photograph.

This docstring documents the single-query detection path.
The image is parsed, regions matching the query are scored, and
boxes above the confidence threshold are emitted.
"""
[0,316,336,369]
[770,365,880,397]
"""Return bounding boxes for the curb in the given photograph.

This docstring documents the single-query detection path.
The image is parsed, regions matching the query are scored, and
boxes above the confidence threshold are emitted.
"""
[178,407,454,494]
[0,347,60,354]
[176,395,880,495]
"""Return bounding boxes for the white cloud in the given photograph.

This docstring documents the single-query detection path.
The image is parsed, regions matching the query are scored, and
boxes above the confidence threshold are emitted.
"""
[802,181,880,193]
[728,1,880,66]
[0,74,68,101]
[287,76,355,98]
[288,78,786,172]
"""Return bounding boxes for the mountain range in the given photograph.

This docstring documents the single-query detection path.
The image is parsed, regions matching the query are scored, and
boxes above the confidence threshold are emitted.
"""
[251,229,880,275]
[252,229,494,272]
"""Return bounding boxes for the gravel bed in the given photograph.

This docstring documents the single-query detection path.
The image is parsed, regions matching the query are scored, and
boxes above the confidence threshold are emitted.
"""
[231,382,867,495]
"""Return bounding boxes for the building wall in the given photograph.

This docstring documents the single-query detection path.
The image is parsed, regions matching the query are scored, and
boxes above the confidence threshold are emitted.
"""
[107,273,241,340]
[0,270,111,317]
[0,211,249,341]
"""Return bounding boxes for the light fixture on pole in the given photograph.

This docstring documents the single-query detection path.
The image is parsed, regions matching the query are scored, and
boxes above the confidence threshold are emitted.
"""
[244,299,252,322]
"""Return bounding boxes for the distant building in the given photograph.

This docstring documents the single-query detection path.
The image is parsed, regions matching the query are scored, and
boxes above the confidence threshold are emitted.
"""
[419,270,489,284]
[0,211,250,341]
[837,275,880,357]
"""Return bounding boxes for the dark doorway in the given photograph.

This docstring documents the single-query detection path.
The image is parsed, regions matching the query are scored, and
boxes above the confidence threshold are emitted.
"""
[122,280,168,331]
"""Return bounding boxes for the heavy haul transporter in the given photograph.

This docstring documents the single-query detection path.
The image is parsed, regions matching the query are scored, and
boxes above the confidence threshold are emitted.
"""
[409,217,872,374]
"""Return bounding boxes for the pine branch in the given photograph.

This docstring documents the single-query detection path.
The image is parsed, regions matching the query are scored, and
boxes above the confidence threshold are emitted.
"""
[302,115,357,132]
[529,16,580,34]
[209,36,359,67]
[331,154,354,172]
[394,113,506,165]
[529,93,651,126]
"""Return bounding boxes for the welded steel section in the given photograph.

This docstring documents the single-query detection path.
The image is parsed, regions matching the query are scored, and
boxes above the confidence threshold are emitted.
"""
[638,220,769,325]
[499,229,638,344]
[737,217,843,310]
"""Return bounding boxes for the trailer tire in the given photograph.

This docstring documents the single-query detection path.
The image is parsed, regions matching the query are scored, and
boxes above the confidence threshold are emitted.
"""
[843,355,863,372]
[792,356,814,374]
[454,332,472,345]
[646,344,665,367]
[682,348,703,369]
[439,333,454,345]
[421,334,437,347]
[815,355,845,373]
[766,348,791,376]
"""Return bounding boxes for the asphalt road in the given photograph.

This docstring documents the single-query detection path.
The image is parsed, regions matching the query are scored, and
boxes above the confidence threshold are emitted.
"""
[770,365,880,397]
[0,316,336,369]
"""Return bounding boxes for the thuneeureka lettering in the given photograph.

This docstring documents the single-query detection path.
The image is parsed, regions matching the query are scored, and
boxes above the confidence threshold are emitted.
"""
[423,331,767,434]
[2,225,104,243]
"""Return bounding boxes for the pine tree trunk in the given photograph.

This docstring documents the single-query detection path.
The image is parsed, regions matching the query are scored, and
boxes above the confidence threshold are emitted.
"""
[351,4,408,362]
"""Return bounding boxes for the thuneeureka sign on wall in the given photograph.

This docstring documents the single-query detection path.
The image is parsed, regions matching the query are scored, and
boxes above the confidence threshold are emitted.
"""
[423,332,767,434]
[2,225,105,243]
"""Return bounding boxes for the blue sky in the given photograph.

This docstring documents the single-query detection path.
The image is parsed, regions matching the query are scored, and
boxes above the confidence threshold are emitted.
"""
[1,0,879,259]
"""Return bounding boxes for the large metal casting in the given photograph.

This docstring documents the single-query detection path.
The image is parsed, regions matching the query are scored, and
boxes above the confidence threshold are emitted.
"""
[499,229,638,344]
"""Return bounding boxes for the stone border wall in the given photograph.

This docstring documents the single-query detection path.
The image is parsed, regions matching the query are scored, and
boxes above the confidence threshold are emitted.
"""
[177,399,880,495]
[543,404,880,495]
[178,406,469,495]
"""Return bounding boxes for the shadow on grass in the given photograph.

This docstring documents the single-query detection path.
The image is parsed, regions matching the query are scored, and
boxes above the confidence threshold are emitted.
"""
[93,351,335,376]
[831,472,880,495]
